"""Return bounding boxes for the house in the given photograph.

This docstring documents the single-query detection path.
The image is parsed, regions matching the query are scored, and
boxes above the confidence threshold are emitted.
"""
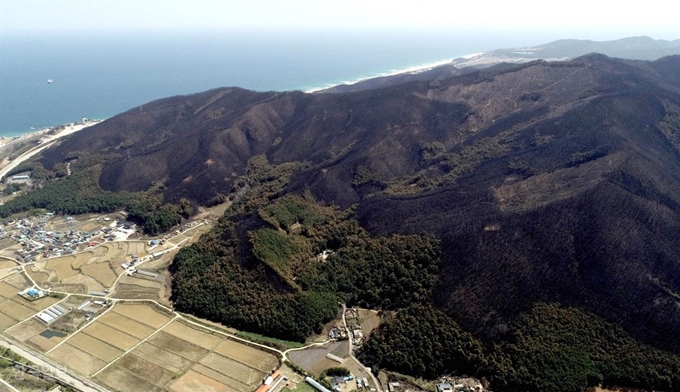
[436,384,453,392]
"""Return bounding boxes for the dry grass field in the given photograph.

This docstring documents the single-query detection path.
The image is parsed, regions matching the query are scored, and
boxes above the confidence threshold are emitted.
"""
[213,339,278,372]
[162,321,223,350]
[87,316,278,392]
[0,258,17,269]
[111,303,171,329]
[96,365,164,392]
[71,251,94,269]
[6,318,45,341]
[81,322,139,351]
[80,262,117,287]
[17,295,60,311]
[198,352,263,385]
[0,313,16,329]
[26,240,154,294]
[59,274,103,293]
[169,370,230,392]
[115,354,176,387]
[27,333,63,352]
[146,331,209,362]
[49,343,107,376]
[0,282,19,298]
[132,340,196,373]
[191,364,251,392]
[45,256,80,280]
[97,311,156,339]
[0,268,18,281]
[112,275,166,301]
[4,273,31,290]
[0,298,36,320]
[68,332,124,362]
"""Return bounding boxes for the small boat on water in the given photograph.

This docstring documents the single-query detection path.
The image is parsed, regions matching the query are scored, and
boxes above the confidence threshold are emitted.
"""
[47,79,53,84]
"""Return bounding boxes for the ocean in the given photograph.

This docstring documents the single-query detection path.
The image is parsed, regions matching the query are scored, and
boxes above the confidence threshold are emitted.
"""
[0,29,541,137]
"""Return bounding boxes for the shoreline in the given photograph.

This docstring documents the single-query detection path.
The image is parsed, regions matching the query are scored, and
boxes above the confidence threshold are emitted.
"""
[0,118,104,147]
[303,52,486,93]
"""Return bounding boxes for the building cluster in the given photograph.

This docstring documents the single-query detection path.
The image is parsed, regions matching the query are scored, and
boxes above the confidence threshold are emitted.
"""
[330,375,372,391]
[255,370,288,392]
[387,382,427,392]
[344,308,365,346]
[19,286,48,301]
[0,215,137,263]
[436,377,483,392]
[1,218,98,263]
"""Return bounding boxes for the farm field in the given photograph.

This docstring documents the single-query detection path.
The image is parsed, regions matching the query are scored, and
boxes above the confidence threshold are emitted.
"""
[112,273,169,302]
[287,340,349,375]
[357,308,381,338]
[26,241,150,294]
[0,258,17,270]
[91,318,279,392]
[0,273,60,332]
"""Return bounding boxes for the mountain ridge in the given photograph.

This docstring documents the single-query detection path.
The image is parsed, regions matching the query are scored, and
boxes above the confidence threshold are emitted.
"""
[28,53,680,381]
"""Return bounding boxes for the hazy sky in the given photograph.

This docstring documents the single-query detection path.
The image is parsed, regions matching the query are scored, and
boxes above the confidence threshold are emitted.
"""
[1,0,678,40]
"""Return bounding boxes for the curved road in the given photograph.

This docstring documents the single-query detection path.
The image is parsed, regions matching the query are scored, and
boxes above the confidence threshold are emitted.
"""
[0,121,97,181]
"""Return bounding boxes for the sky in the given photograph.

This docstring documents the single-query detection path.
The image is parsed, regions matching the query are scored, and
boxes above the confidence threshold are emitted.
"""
[1,0,679,40]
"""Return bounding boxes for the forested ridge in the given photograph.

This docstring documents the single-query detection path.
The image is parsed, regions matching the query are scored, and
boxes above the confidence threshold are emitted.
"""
[170,156,443,341]
[0,159,195,234]
[168,156,680,391]
[4,54,680,391]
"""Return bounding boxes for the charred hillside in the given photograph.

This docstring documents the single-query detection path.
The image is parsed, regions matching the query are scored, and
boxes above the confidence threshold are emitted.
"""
[38,54,680,368]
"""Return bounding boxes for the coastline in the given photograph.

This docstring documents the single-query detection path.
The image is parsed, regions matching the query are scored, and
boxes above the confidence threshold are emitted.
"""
[0,119,101,179]
[303,52,486,93]
[0,119,103,147]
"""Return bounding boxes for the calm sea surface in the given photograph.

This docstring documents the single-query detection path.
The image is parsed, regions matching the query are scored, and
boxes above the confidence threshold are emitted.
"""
[0,30,539,136]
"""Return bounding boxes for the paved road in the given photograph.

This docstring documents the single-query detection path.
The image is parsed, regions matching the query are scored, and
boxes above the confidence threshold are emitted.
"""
[0,122,96,181]
[0,338,107,392]
[341,303,383,392]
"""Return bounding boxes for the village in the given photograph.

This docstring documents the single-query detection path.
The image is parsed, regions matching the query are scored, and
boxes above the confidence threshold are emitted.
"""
[0,208,483,392]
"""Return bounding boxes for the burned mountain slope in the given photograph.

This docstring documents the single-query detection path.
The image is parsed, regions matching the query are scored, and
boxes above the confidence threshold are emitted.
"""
[37,55,680,361]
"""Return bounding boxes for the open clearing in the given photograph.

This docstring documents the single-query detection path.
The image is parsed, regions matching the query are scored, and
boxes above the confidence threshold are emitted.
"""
[80,262,117,286]
[191,364,251,392]
[111,303,171,328]
[113,274,167,301]
[97,311,156,339]
[115,354,175,387]
[96,364,164,392]
[147,331,209,361]
[169,370,229,392]
[27,333,63,352]
[0,258,17,269]
[67,332,124,362]
[79,312,278,392]
[212,339,278,371]
[162,320,223,350]
[49,343,107,376]
[4,273,31,290]
[0,282,19,298]
[6,318,45,341]
[198,352,263,385]
[358,308,381,337]
[288,340,349,375]
[27,241,152,294]
[81,321,139,351]
[132,341,196,373]
[0,298,36,320]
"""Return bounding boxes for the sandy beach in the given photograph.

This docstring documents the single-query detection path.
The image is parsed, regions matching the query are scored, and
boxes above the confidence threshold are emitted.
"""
[0,119,101,180]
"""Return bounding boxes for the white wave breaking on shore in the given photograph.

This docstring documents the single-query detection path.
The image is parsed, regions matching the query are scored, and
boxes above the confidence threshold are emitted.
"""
[303,52,487,93]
